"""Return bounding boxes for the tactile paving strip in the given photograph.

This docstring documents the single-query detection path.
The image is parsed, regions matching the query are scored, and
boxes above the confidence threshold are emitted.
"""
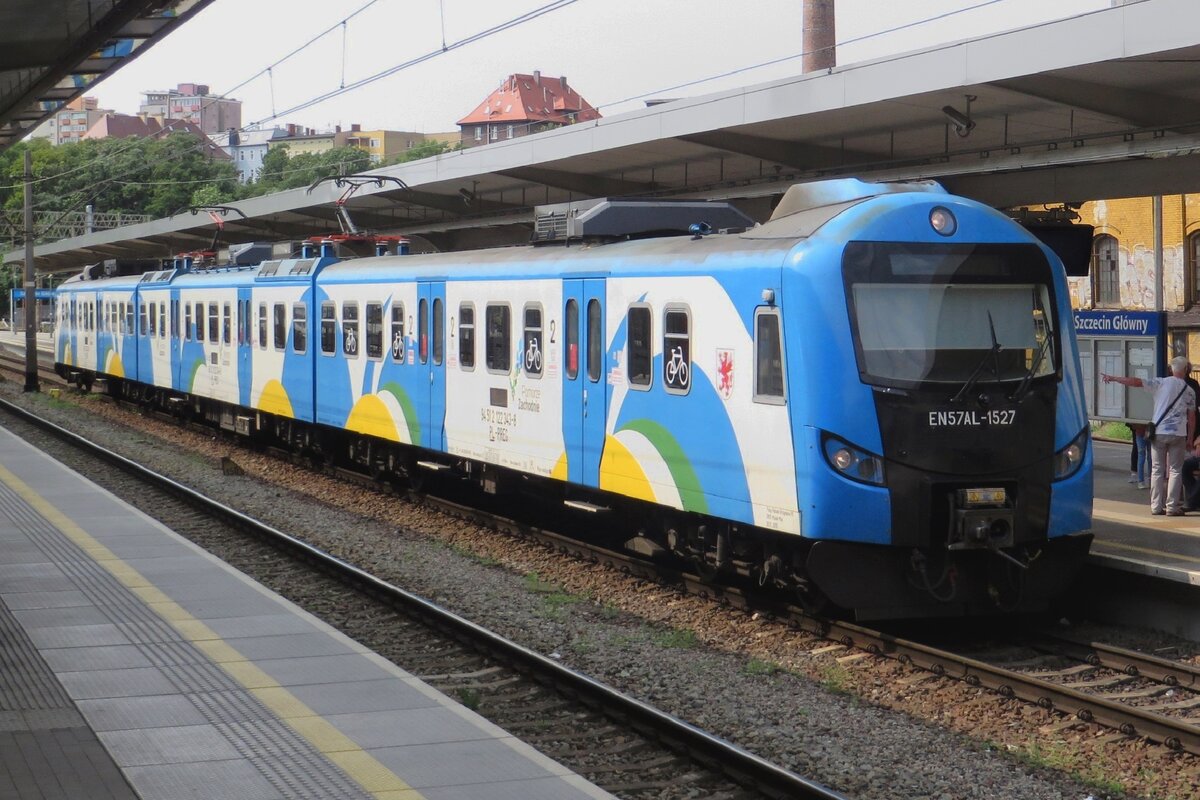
[0,478,377,800]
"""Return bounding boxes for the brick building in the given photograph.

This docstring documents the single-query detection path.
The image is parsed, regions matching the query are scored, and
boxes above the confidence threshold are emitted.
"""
[456,71,600,148]
[1068,195,1200,358]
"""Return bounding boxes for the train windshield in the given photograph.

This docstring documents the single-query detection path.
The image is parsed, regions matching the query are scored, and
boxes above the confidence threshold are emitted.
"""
[843,242,1058,387]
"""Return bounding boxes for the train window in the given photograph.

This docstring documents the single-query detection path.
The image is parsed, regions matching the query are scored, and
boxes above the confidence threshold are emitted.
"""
[258,303,267,349]
[321,302,336,355]
[418,298,428,364]
[366,302,383,359]
[342,302,359,357]
[627,305,652,389]
[485,303,510,372]
[148,302,157,337]
[565,299,579,380]
[171,300,179,340]
[523,305,543,378]
[236,300,245,345]
[184,304,192,341]
[663,307,691,395]
[139,302,148,337]
[273,303,286,350]
[754,308,786,404]
[292,303,307,354]
[125,303,133,337]
[208,303,219,343]
[390,303,405,362]
[432,298,444,366]
[161,303,168,340]
[459,304,475,369]
[587,299,602,382]
[223,303,231,345]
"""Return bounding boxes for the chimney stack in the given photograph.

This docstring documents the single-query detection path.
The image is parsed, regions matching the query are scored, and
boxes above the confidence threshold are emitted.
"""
[533,70,541,85]
[803,0,836,73]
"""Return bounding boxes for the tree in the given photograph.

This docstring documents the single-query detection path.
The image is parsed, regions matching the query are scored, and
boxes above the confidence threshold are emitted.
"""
[385,139,456,165]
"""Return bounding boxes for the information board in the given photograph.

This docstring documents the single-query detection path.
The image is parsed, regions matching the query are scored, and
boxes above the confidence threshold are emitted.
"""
[1073,310,1166,423]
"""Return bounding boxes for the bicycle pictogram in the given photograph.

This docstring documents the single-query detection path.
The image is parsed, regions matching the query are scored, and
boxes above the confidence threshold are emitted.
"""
[525,336,542,372]
[666,345,689,388]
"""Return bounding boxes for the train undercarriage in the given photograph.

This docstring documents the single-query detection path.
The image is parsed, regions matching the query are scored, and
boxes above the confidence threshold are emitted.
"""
[61,366,1090,620]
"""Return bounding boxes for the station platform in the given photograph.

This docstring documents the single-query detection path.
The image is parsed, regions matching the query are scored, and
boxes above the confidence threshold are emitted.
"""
[1088,438,1200,586]
[0,424,613,800]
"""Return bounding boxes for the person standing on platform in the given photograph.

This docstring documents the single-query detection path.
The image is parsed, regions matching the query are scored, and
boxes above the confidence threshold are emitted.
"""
[1102,356,1197,516]
[1129,423,1148,489]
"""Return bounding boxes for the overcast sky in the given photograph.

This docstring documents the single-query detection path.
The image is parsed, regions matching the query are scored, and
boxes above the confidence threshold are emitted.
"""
[87,0,1112,134]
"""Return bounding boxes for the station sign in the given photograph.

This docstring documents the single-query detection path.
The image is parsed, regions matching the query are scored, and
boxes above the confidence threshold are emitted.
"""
[9,289,55,301]
[1073,309,1167,423]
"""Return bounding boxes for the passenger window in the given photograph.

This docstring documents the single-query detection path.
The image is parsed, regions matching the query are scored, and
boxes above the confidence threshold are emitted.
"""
[418,298,428,364]
[390,303,405,362]
[124,303,131,335]
[223,302,231,345]
[160,303,167,339]
[754,309,785,403]
[184,304,192,341]
[257,303,267,349]
[342,302,359,357]
[366,302,383,359]
[273,303,286,350]
[208,303,218,343]
[459,304,475,369]
[565,299,579,380]
[663,308,691,395]
[523,305,543,377]
[148,302,157,337]
[432,298,444,366]
[627,305,652,388]
[292,303,307,353]
[587,299,601,382]
[486,304,510,372]
[171,300,178,339]
[320,302,336,354]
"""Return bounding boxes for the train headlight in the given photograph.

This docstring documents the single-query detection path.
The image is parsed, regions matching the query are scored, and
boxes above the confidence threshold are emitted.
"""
[1052,427,1089,481]
[822,434,885,486]
[930,206,957,236]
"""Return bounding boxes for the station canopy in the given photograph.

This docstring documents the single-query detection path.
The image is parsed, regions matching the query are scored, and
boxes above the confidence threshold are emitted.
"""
[0,0,213,151]
[9,0,1200,270]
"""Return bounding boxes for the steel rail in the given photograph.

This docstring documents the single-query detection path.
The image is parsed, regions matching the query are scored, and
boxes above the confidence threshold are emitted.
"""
[406,492,1200,755]
[0,395,845,800]
[1031,632,1200,690]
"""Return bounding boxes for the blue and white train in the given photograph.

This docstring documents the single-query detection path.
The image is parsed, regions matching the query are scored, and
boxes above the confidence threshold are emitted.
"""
[54,179,1093,618]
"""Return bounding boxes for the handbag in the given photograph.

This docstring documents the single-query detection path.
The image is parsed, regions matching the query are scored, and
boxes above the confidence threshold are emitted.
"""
[1146,381,1189,442]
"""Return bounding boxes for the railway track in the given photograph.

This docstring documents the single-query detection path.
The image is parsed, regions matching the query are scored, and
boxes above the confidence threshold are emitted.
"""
[7,345,1200,765]
[0,394,844,800]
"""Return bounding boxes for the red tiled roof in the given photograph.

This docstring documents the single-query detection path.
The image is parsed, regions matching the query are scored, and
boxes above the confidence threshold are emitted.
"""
[83,115,229,158]
[457,73,600,126]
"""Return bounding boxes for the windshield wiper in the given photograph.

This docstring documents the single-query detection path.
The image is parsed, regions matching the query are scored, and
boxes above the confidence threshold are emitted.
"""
[950,311,1002,404]
[1008,333,1053,403]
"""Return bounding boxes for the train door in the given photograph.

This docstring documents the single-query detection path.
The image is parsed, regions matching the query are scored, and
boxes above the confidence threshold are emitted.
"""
[562,279,606,486]
[78,293,96,370]
[419,281,447,450]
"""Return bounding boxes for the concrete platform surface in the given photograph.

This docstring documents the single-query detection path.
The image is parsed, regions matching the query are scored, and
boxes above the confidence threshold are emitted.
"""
[1089,438,1200,586]
[0,423,614,800]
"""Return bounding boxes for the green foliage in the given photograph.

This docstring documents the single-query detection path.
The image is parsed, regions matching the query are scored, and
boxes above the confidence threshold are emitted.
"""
[819,662,852,694]
[653,628,699,649]
[744,658,782,676]
[1,134,240,224]
[385,138,458,165]
[244,145,372,196]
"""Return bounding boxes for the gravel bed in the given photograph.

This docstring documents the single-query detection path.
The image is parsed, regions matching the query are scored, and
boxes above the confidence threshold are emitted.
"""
[3,381,1195,800]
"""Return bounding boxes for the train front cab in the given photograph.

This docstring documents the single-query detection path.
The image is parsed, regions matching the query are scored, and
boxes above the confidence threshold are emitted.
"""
[785,188,1093,618]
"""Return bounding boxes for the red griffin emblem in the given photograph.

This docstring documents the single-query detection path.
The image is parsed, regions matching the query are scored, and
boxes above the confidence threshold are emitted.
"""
[717,349,734,400]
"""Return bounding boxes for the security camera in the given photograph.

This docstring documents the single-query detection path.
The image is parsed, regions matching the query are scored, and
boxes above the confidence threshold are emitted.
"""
[941,105,976,136]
